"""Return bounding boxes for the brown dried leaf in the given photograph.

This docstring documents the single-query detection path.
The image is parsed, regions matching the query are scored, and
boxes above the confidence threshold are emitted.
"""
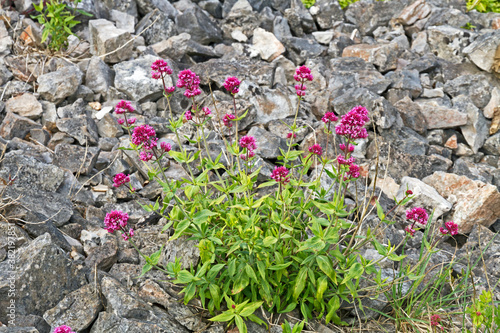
[493,45,500,73]
[19,26,34,46]
[490,107,500,135]
[89,102,102,111]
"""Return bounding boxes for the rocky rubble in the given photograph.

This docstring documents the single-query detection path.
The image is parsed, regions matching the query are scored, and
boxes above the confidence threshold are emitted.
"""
[1,0,500,331]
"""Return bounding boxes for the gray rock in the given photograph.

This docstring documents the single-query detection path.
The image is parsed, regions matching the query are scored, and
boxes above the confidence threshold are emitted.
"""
[284,0,316,36]
[5,93,43,120]
[452,157,496,184]
[89,19,133,64]
[37,66,83,104]
[426,25,471,63]
[463,29,500,72]
[136,11,177,45]
[311,0,343,30]
[0,234,87,324]
[90,311,188,333]
[251,27,285,61]
[113,55,165,102]
[176,7,223,45]
[162,235,200,270]
[273,16,293,41]
[94,0,137,19]
[483,133,500,155]
[152,33,219,62]
[0,154,65,192]
[385,70,422,98]
[56,115,99,146]
[444,74,492,109]
[109,9,136,33]
[0,112,42,140]
[97,113,123,138]
[43,284,102,331]
[396,177,452,222]
[136,0,178,18]
[452,95,489,154]
[414,99,468,129]
[393,96,427,134]
[199,0,223,19]
[81,229,118,271]
[424,7,470,29]
[0,328,39,333]
[53,144,101,175]
[281,36,325,65]
[0,63,13,86]
[240,82,294,124]
[86,56,113,95]
[330,87,400,130]
[247,126,288,159]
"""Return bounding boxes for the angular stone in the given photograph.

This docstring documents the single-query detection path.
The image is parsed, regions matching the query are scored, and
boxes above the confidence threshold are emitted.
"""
[86,56,113,95]
[452,95,489,154]
[0,112,42,140]
[5,93,43,120]
[43,284,102,331]
[444,74,492,109]
[89,19,133,64]
[113,55,166,103]
[452,157,497,184]
[37,66,83,104]
[135,0,177,18]
[345,0,409,35]
[393,97,427,134]
[240,83,294,124]
[415,100,468,129]
[152,33,219,62]
[176,7,223,45]
[0,327,39,333]
[396,177,452,222]
[247,126,288,159]
[423,172,500,233]
[385,69,422,98]
[281,36,325,65]
[311,0,343,30]
[396,0,431,26]
[342,42,400,72]
[53,144,101,176]
[483,133,500,155]
[463,30,500,72]
[331,87,400,129]
[251,28,285,62]
[56,116,99,146]
[97,113,123,138]
[81,229,118,271]
[0,154,65,192]
[135,11,176,45]
[444,134,458,149]
[0,234,87,324]
[90,311,188,333]
[94,0,137,18]
[284,0,316,36]
[427,26,470,63]
[424,7,470,29]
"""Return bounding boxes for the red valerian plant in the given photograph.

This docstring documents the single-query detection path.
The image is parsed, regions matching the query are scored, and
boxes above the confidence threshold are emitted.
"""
[103,59,449,333]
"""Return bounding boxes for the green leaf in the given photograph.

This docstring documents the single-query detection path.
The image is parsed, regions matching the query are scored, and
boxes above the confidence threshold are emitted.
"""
[376,200,385,220]
[292,320,305,333]
[139,263,152,278]
[193,209,218,225]
[170,219,191,240]
[316,255,336,282]
[239,301,264,317]
[256,261,266,280]
[293,267,308,300]
[209,311,236,322]
[297,236,325,252]
[316,276,328,302]
[235,315,247,333]
[232,270,249,294]
[268,262,293,270]
[207,263,225,280]
[245,265,258,283]
[173,270,195,284]
[278,302,297,313]
[325,296,341,324]
[150,246,163,265]
[263,236,277,247]
[209,284,221,310]
[341,262,364,284]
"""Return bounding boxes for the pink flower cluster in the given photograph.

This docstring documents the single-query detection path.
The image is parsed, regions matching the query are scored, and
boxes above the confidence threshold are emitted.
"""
[161,142,171,152]
[308,144,322,156]
[293,66,313,97]
[224,76,241,95]
[339,143,354,152]
[223,113,236,127]
[151,59,172,79]
[104,210,134,240]
[53,326,75,333]
[321,112,338,123]
[404,207,429,237]
[113,173,130,188]
[335,106,369,140]
[117,117,136,126]
[115,100,135,115]
[239,135,257,160]
[132,124,158,161]
[177,69,201,98]
[439,221,458,236]
[287,132,296,139]
[271,166,290,185]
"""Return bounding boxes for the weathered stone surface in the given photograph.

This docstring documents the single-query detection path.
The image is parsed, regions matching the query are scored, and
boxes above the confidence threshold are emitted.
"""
[152,33,219,62]
[311,0,343,30]
[89,19,133,64]
[426,26,470,63]
[345,0,409,35]
[385,69,422,98]
[396,177,452,222]
[281,36,325,65]
[135,11,177,45]
[176,7,223,45]
[81,229,118,271]
[113,55,166,102]
[423,172,500,233]
[284,0,316,36]
[86,56,113,95]
[393,96,427,134]
[484,132,500,155]
[0,112,42,140]
[396,0,431,26]
[342,42,400,72]
[37,66,83,104]
[53,144,101,176]
[56,115,99,146]
[463,30,500,72]
[415,100,468,129]
[250,28,285,61]
[97,113,123,138]
[444,74,491,109]
[247,126,288,159]
[452,95,489,154]
[5,93,43,120]
[0,234,87,324]
[43,284,102,331]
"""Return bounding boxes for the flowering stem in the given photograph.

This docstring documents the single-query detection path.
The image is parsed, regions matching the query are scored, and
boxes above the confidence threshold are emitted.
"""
[128,239,170,275]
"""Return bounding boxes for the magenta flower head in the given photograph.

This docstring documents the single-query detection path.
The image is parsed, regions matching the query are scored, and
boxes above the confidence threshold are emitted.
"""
[177,69,202,98]
[308,144,323,156]
[239,135,257,151]
[294,66,313,82]
[430,315,441,327]
[203,107,212,116]
[439,227,449,235]
[406,207,429,226]
[223,113,236,127]
[117,118,125,125]
[53,326,75,333]
[184,110,193,121]
[405,226,416,237]
[444,221,458,236]
[337,155,355,166]
[224,76,241,95]
[113,173,130,188]
[115,100,135,114]
[322,112,338,123]
[346,164,360,179]
[271,166,290,185]
[104,210,129,234]
[335,106,369,140]
[122,228,134,241]
[132,124,158,150]
[165,86,176,94]
[295,84,306,97]
[151,59,172,79]
[139,151,153,162]
[161,142,171,152]
[287,132,296,139]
